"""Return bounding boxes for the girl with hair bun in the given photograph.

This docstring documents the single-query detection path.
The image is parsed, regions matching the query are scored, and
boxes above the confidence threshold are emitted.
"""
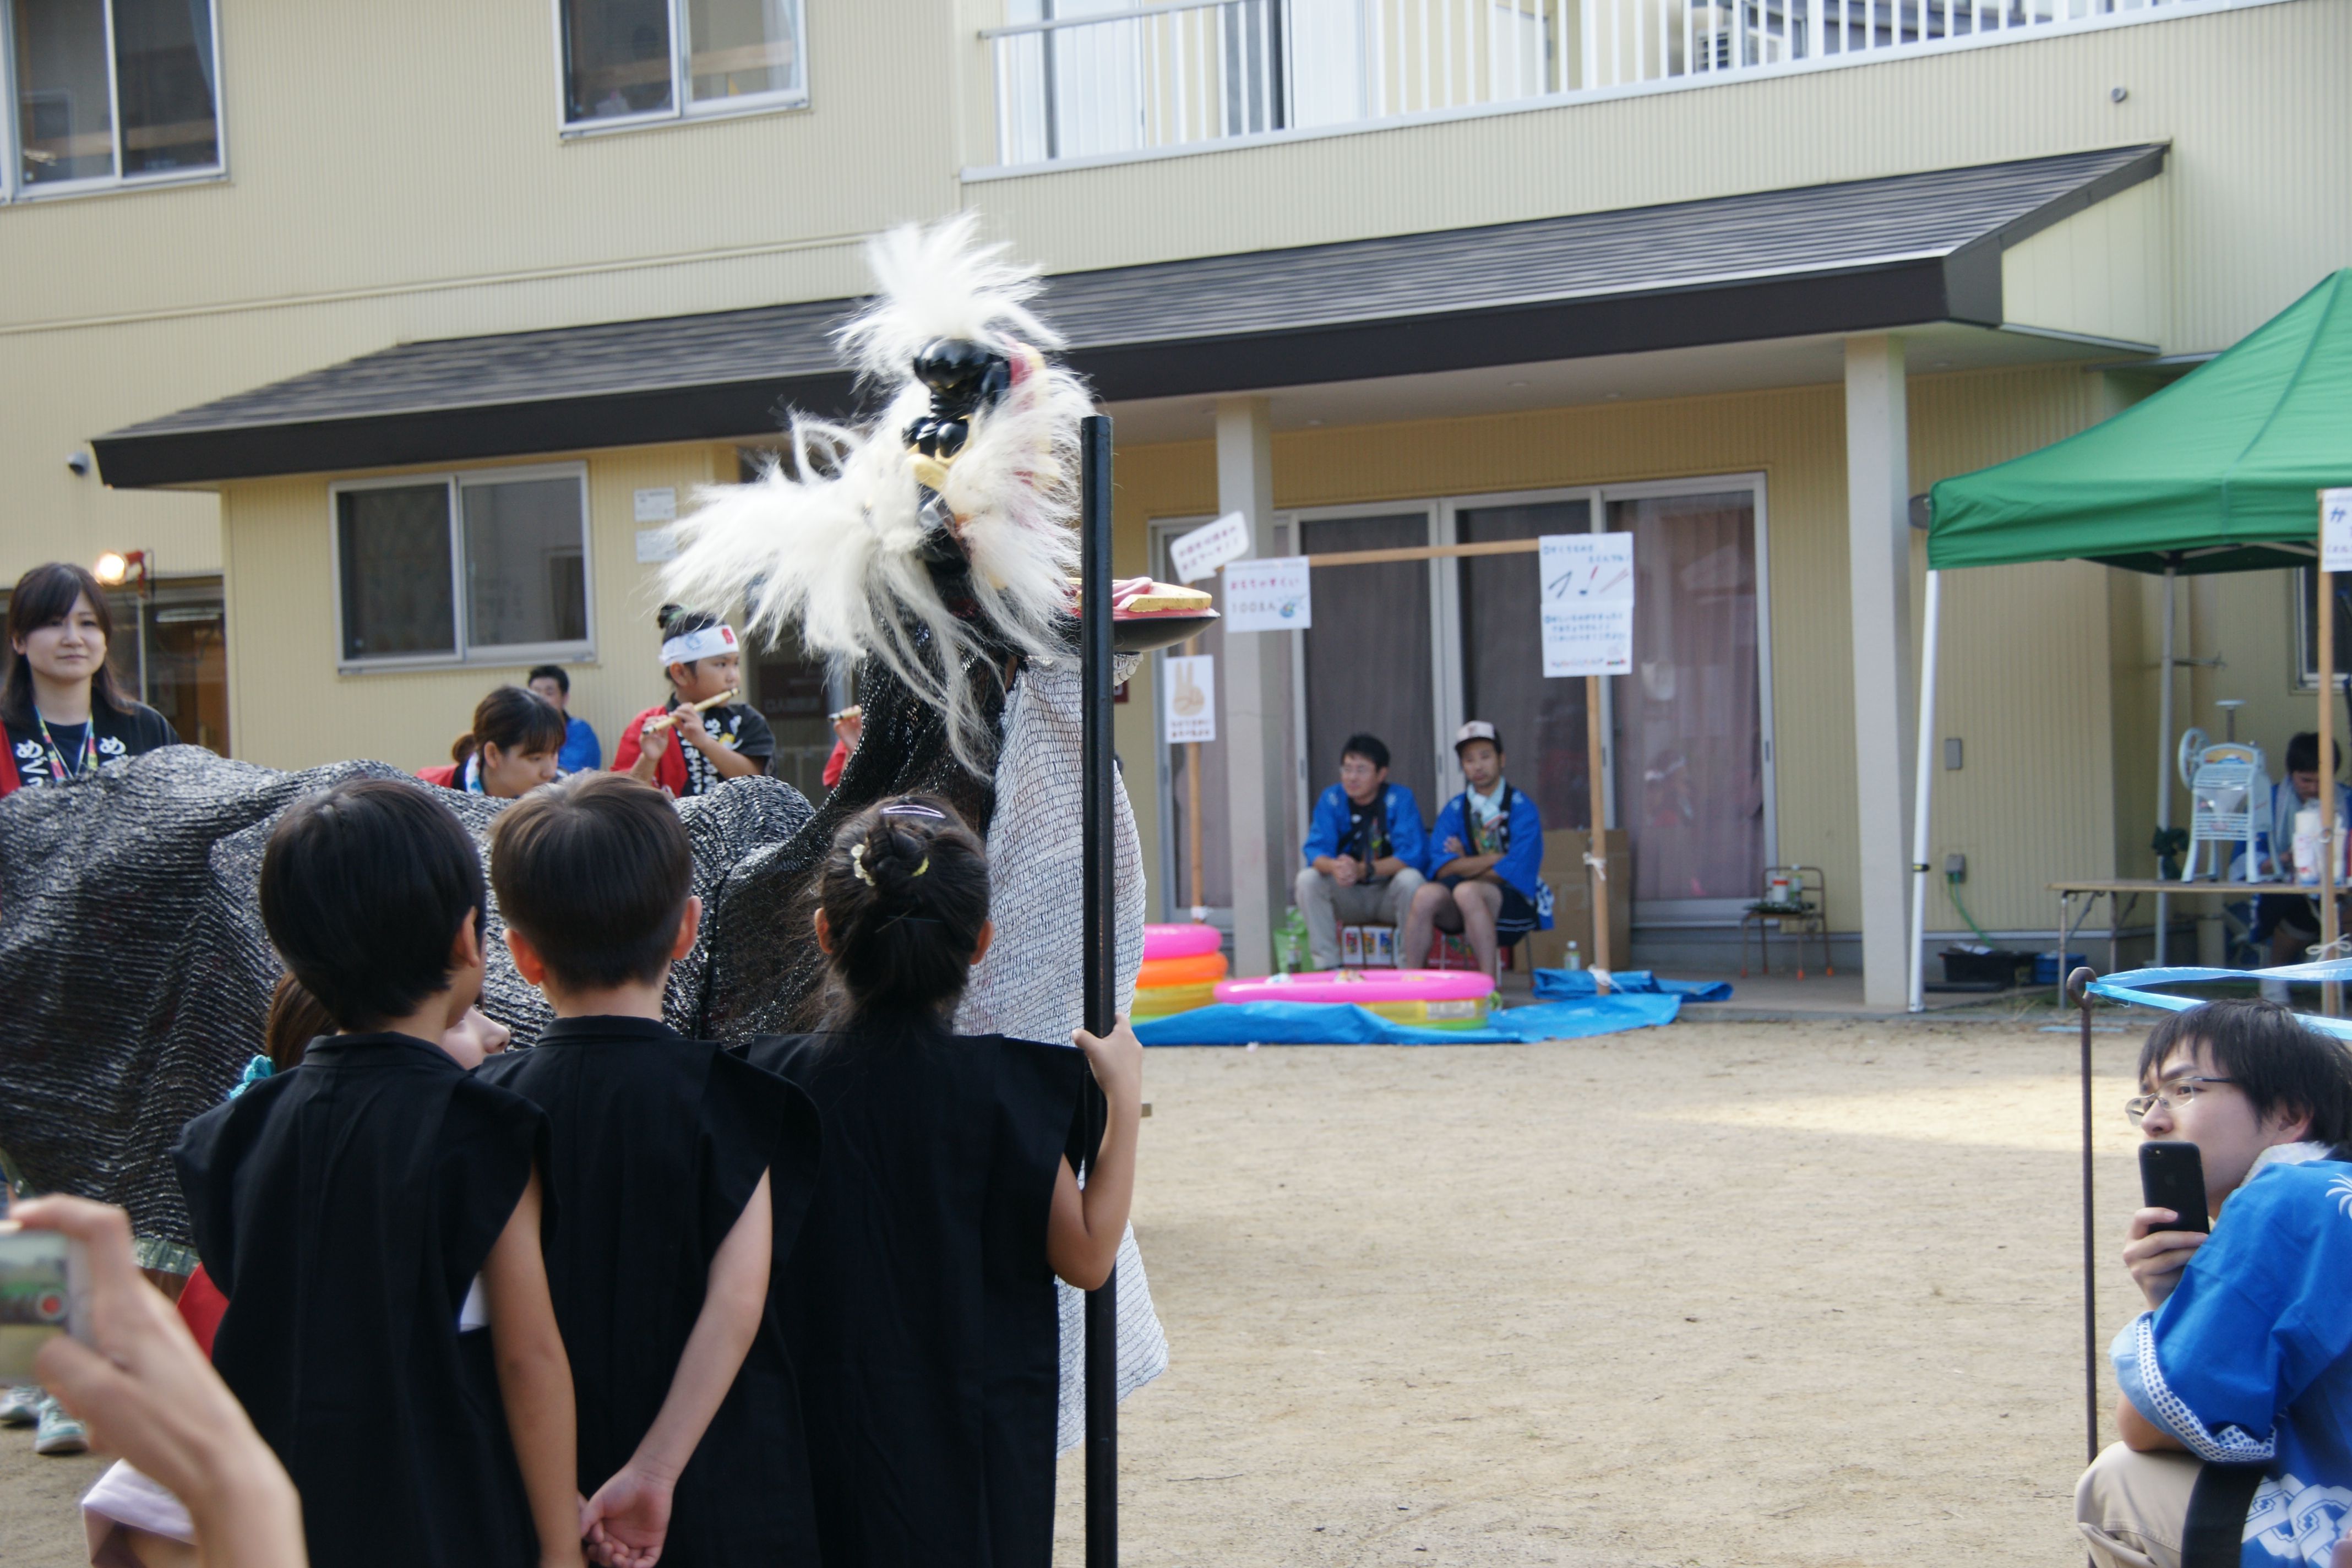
[741,794,1144,1568]
[417,685,565,799]
[612,604,774,799]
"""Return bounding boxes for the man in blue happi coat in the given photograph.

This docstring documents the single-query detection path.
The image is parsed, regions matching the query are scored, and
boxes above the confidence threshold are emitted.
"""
[1403,722,1550,977]
[2078,999,2352,1568]
[1296,732,1429,971]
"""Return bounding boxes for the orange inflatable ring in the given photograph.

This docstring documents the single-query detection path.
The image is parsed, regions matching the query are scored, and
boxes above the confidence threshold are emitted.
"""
[1137,951,1228,988]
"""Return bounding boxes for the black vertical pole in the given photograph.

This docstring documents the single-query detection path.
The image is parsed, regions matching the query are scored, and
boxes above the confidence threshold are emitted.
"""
[2068,966,2099,1466]
[1079,413,1118,1568]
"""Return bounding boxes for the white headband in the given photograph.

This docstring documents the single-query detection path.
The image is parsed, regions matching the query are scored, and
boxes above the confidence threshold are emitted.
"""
[660,623,737,666]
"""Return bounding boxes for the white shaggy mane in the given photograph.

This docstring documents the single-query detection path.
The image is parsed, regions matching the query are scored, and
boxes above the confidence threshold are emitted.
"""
[660,215,1092,772]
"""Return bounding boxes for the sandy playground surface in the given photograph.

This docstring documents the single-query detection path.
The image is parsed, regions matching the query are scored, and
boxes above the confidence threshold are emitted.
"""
[1,1016,2156,1566]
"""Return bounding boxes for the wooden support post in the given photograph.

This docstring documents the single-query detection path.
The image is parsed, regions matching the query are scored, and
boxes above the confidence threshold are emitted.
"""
[1586,672,1611,995]
[2322,564,2340,1015]
[1184,636,1205,919]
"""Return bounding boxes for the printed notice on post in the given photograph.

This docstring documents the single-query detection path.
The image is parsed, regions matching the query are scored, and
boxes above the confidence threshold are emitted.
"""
[1171,511,1253,582]
[1163,655,1216,744]
[2325,489,2352,573]
[1539,532,1635,677]
[1224,557,1312,633]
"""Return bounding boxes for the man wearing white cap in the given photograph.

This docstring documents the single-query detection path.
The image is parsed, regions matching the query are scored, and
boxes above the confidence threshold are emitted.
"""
[1404,721,1551,976]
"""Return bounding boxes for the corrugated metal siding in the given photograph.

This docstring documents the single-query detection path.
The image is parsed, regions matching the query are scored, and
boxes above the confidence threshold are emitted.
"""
[220,443,715,770]
[2002,175,2173,349]
[1907,366,2119,933]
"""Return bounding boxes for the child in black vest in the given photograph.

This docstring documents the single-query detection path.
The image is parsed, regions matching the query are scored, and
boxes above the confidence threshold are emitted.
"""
[741,794,1144,1568]
[172,780,581,1568]
[478,773,821,1567]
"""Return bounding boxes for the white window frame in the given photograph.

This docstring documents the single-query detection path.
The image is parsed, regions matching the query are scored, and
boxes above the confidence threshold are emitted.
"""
[0,0,227,204]
[552,0,808,138]
[330,464,596,674]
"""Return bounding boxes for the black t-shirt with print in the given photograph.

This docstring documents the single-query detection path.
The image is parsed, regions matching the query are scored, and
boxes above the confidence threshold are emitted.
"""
[667,697,774,797]
[1340,786,1392,864]
[4,700,178,790]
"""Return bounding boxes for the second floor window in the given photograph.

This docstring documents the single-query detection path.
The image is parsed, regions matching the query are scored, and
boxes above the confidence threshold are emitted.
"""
[7,0,222,198]
[560,0,804,132]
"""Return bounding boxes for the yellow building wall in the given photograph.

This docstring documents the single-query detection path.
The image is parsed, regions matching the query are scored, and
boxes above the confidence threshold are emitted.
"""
[221,444,720,772]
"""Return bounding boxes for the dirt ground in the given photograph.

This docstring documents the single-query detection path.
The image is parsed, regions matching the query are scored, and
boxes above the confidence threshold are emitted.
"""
[2,1016,2154,1566]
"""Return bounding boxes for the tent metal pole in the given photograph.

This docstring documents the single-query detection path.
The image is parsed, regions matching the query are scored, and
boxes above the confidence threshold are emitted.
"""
[1907,570,1942,1014]
[2155,567,2175,963]
[2321,561,2340,1016]
[1078,413,1119,1568]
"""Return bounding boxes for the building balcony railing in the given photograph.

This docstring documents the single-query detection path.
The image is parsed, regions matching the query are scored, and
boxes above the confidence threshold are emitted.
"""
[978,0,2256,172]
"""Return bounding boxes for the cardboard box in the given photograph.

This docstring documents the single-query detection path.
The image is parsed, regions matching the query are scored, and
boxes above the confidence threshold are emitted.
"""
[1521,829,1630,974]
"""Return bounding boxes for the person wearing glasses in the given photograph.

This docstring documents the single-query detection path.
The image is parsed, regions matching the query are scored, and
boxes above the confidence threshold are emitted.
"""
[2077,999,2352,1568]
[1295,733,1429,972]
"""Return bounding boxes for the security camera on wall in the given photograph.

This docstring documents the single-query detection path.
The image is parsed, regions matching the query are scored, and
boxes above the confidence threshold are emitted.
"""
[66,451,91,477]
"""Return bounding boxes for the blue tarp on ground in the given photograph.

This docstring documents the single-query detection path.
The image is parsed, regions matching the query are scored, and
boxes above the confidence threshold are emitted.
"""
[1131,993,1683,1046]
[1532,968,1735,1002]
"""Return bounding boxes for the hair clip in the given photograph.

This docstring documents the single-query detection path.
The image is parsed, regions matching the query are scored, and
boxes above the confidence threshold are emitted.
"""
[912,856,929,877]
[880,802,949,820]
[850,842,878,888]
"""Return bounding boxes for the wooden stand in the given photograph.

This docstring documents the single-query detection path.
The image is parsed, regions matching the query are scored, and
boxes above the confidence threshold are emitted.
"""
[1585,673,1612,994]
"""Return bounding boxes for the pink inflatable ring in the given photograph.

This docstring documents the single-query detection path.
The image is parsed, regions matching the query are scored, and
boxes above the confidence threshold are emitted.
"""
[1142,922,1223,961]
[1214,968,1495,1006]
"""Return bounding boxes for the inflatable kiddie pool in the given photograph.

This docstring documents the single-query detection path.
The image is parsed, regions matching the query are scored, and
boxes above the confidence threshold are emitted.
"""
[1142,922,1223,960]
[1133,923,1227,1017]
[1215,968,1496,1029]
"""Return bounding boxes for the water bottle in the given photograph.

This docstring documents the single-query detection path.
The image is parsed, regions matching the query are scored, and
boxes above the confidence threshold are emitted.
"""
[1562,940,1582,972]
[2295,802,2323,885]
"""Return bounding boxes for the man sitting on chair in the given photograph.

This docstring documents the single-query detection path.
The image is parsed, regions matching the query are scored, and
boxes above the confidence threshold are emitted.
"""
[1295,733,1429,971]
[1404,722,1549,976]
[2077,999,2352,1568]
[2248,733,2352,974]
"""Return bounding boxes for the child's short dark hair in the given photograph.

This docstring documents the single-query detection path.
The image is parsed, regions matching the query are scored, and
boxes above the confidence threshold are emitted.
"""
[491,773,693,992]
[818,795,990,1016]
[1341,733,1390,771]
[260,780,487,1032]
[2284,732,2342,777]
[2139,998,2352,1147]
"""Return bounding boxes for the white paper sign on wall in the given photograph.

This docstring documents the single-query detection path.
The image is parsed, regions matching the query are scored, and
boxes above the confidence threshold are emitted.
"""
[634,487,677,522]
[1223,557,1313,633]
[634,527,678,564]
[1163,655,1216,744]
[1170,511,1253,582]
[1539,532,1636,677]
[2324,489,2352,573]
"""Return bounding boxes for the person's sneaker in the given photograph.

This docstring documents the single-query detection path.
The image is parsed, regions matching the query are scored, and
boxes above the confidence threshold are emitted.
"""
[0,1385,40,1426]
[32,1396,87,1455]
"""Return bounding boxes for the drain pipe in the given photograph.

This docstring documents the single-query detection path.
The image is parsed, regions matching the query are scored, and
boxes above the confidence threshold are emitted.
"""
[1907,569,1943,1014]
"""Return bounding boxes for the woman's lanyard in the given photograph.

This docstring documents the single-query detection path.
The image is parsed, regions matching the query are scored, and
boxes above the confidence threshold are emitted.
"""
[32,711,97,783]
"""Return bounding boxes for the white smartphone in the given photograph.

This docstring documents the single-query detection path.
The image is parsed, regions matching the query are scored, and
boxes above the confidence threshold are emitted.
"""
[0,1221,92,1382]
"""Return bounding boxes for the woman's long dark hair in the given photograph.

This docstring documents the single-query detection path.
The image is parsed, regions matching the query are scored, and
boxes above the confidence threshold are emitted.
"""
[3,563,132,727]
[816,794,992,1024]
[450,684,567,766]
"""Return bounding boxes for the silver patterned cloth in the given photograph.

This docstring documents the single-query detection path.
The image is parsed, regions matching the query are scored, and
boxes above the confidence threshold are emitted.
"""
[955,659,1169,1453]
[0,750,812,1243]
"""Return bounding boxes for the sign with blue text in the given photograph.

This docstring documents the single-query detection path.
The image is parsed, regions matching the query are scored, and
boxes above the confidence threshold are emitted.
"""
[1539,532,1636,677]
[2324,489,2352,573]
[1224,557,1313,634]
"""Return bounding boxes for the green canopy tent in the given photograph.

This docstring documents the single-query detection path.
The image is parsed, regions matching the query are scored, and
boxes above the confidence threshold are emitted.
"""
[1912,268,2352,1009]
[1918,270,2352,1474]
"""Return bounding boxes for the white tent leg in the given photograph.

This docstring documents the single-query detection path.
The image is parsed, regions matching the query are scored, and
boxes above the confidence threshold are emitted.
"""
[1908,570,1943,1013]
[2155,565,2176,963]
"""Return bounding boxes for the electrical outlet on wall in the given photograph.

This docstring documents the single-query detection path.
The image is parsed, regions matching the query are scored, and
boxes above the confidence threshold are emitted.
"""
[1946,853,1967,881]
